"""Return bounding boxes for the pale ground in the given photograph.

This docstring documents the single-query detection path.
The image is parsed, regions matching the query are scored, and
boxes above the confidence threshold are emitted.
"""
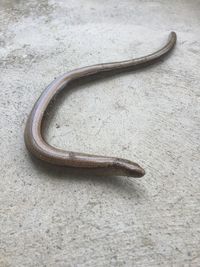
[0,1,200,266]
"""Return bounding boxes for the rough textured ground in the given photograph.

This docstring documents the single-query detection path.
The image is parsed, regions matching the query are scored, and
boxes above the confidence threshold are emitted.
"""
[0,1,200,266]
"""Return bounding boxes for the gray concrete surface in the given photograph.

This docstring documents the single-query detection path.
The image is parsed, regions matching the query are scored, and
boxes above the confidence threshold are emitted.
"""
[0,0,200,266]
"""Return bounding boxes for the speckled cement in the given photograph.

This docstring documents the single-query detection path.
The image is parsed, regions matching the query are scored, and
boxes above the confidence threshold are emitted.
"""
[0,1,200,266]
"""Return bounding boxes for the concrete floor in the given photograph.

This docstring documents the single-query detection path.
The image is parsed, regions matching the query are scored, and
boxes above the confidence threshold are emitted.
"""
[0,0,200,266]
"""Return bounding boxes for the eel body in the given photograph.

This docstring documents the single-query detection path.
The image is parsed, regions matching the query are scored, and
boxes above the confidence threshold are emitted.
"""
[24,32,177,177]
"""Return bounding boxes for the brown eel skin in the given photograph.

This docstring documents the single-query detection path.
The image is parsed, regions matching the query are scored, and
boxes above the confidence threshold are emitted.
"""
[24,31,177,178]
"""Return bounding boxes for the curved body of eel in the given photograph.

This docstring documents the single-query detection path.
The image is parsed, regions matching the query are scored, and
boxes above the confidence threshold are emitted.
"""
[24,31,177,178]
